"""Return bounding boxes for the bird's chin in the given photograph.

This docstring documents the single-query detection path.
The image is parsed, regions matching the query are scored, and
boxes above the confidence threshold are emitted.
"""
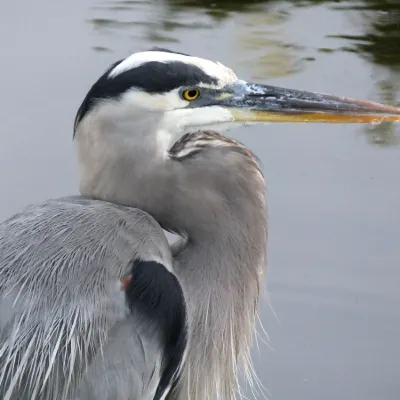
[191,121,251,133]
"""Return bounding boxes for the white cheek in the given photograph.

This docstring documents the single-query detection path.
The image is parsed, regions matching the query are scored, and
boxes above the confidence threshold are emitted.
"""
[164,106,235,131]
[121,89,188,111]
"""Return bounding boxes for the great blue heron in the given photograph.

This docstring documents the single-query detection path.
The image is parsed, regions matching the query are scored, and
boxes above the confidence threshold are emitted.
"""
[1,47,399,400]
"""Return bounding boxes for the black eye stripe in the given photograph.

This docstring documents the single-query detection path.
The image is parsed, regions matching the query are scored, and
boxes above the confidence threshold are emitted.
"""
[73,58,218,135]
[111,61,217,93]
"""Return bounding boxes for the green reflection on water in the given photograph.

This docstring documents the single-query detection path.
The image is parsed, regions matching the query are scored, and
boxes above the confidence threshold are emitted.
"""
[87,0,400,146]
[329,1,400,68]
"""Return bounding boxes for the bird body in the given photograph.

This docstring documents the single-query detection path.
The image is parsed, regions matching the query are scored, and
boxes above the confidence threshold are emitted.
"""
[1,47,400,399]
[0,197,186,400]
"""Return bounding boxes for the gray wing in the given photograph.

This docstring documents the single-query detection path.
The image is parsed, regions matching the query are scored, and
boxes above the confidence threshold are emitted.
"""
[0,196,187,400]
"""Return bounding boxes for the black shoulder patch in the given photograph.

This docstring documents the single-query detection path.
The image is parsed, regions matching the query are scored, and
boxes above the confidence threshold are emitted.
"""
[73,55,218,135]
[125,260,187,400]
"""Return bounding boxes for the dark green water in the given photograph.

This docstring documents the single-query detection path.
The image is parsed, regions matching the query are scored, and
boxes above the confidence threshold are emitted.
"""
[0,1,399,399]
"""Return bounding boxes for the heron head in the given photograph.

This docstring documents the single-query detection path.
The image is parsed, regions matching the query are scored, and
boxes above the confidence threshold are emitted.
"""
[74,47,400,148]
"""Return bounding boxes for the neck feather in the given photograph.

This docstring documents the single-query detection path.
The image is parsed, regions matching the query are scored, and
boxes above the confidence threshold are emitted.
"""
[172,190,267,400]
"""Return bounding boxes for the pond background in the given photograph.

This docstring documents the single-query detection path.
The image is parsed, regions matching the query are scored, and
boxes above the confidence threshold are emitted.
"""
[0,1,399,399]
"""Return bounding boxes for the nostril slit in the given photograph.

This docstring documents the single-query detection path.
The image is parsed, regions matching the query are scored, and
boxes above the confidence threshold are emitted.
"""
[248,92,280,99]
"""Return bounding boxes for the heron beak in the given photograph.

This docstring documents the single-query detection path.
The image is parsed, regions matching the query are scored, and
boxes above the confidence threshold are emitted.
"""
[222,82,400,124]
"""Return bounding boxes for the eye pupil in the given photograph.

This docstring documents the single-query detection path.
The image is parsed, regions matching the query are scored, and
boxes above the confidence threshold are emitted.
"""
[183,89,200,100]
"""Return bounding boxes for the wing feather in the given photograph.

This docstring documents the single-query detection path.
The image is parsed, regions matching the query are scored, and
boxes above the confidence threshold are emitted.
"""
[0,196,186,400]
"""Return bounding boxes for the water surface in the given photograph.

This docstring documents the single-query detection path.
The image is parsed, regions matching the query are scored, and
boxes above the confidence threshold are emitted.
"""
[0,1,399,399]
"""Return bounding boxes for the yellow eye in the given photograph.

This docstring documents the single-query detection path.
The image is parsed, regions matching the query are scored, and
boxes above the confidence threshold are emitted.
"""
[182,88,200,101]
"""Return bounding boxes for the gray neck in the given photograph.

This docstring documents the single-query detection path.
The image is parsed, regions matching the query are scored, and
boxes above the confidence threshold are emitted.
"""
[75,109,173,209]
[172,186,267,400]
[75,118,267,400]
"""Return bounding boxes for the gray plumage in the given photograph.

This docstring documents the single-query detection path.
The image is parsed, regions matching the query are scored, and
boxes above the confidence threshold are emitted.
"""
[0,130,267,399]
[0,197,174,400]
